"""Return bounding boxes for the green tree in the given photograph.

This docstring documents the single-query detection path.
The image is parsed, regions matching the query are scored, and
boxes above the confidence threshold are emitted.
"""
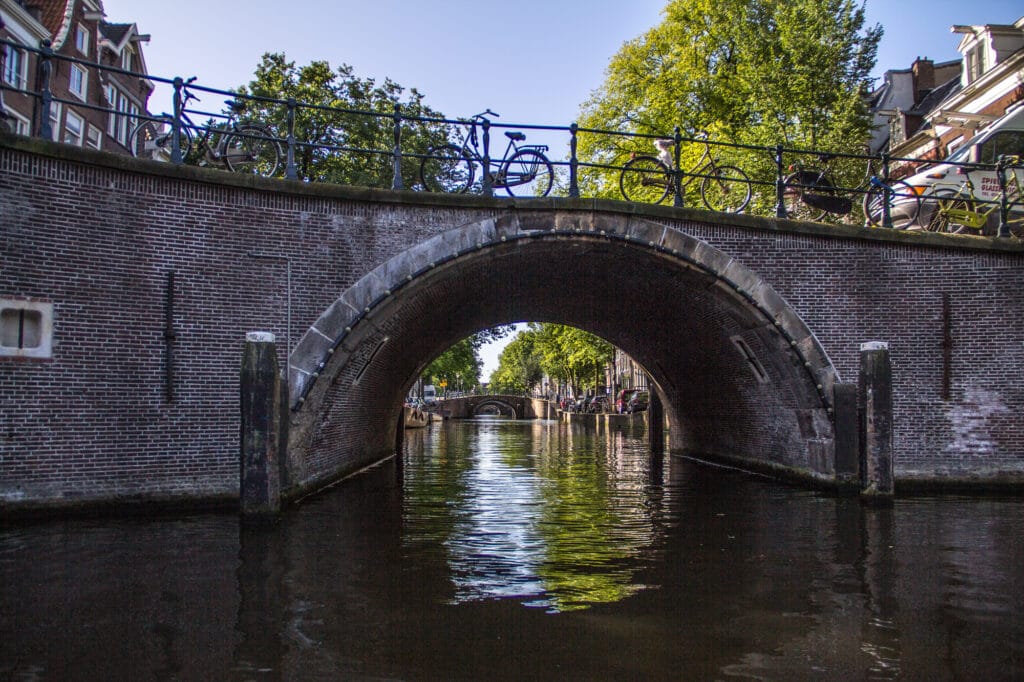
[577,0,882,210]
[422,326,515,394]
[490,331,543,394]
[488,324,615,396]
[235,52,451,187]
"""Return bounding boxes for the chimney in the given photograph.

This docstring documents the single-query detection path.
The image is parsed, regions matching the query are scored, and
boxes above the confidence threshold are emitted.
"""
[912,58,935,105]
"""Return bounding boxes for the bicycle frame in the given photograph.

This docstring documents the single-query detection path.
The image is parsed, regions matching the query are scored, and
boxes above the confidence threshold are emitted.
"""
[657,137,718,191]
[457,116,546,188]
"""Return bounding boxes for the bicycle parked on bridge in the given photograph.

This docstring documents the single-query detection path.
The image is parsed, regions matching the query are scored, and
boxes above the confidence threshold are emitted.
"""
[419,110,554,197]
[618,132,752,213]
[920,155,1024,236]
[782,150,921,228]
[128,77,283,177]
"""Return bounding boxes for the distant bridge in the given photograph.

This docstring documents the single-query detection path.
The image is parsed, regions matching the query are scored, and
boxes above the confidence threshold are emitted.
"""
[3,134,1024,514]
[433,395,556,420]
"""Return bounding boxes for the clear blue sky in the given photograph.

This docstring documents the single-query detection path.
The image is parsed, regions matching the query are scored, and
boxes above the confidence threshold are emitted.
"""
[100,0,1023,378]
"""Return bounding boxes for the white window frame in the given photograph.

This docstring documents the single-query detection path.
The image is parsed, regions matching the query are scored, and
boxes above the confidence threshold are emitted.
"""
[0,299,53,360]
[3,43,27,89]
[75,24,89,56]
[64,109,84,146]
[106,85,139,147]
[69,63,87,101]
[86,123,102,149]
[122,46,133,72]
[5,108,30,136]
[48,102,61,141]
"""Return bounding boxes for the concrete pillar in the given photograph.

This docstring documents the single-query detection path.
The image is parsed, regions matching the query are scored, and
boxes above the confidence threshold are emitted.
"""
[833,383,860,490]
[240,332,281,517]
[648,389,664,455]
[858,342,894,499]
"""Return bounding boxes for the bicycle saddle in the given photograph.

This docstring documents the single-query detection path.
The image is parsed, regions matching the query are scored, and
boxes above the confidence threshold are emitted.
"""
[505,132,526,141]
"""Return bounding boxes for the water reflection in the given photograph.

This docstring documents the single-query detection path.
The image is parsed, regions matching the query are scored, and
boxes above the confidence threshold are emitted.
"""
[403,418,660,611]
[2,420,1023,679]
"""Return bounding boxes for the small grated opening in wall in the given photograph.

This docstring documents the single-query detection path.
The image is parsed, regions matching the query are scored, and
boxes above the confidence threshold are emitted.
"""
[731,336,768,384]
[0,300,53,359]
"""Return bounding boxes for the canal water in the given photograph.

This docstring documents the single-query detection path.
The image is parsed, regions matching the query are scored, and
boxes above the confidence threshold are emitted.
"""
[2,417,1023,680]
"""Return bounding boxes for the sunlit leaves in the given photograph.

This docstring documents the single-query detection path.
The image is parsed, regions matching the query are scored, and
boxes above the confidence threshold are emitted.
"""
[576,0,882,210]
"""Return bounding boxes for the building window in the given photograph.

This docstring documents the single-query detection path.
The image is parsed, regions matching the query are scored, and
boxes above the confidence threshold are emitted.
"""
[0,299,53,359]
[75,24,89,56]
[3,43,26,89]
[106,85,138,146]
[86,124,102,149]
[69,64,87,100]
[48,103,61,141]
[965,44,986,84]
[122,46,134,72]
[64,109,84,145]
[5,109,30,136]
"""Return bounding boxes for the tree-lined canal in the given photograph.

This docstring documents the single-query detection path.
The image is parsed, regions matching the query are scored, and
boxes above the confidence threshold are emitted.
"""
[3,417,1023,679]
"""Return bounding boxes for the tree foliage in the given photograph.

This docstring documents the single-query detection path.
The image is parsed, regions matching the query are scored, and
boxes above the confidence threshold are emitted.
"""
[235,53,451,187]
[422,326,516,393]
[577,0,882,208]
[491,324,615,395]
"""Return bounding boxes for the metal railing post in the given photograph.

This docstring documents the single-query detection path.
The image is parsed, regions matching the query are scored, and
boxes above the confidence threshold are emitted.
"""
[481,118,493,197]
[996,155,1010,238]
[672,127,683,207]
[37,40,53,140]
[392,103,403,190]
[774,144,786,218]
[881,152,893,228]
[285,97,298,181]
[170,77,184,165]
[569,122,580,198]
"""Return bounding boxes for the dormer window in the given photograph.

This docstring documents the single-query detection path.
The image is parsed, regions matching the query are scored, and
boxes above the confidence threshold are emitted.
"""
[965,43,986,84]
[75,25,89,56]
[122,47,134,72]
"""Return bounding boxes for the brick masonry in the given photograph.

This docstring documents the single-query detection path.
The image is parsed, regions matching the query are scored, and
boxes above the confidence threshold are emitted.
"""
[2,134,1024,513]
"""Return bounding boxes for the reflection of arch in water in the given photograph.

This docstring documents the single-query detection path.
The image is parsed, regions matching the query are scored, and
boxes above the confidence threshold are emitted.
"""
[472,400,518,419]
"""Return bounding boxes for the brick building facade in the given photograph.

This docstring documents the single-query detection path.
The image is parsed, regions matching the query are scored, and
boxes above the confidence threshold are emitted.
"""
[0,0,151,152]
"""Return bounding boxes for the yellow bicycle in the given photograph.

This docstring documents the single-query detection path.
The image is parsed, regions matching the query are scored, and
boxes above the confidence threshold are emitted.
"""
[924,156,1024,236]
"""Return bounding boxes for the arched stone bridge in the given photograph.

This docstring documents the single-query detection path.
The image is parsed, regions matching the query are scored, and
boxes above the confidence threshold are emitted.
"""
[3,134,1024,513]
[434,395,553,420]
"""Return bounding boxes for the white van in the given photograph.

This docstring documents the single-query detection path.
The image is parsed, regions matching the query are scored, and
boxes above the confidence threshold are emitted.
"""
[897,103,1024,232]
[422,384,437,403]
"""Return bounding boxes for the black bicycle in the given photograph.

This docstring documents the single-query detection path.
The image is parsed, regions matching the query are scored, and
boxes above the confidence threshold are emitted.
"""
[128,77,282,177]
[420,110,554,197]
[618,133,752,213]
[783,151,920,227]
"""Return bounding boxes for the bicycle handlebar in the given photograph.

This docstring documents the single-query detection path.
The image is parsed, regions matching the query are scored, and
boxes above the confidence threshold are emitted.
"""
[470,109,499,121]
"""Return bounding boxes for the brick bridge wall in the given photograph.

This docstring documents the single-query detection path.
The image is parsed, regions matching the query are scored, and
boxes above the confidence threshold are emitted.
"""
[3,134,1024,513]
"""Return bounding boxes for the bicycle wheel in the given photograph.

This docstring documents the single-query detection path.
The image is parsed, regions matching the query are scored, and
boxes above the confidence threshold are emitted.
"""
[421,144,474,193]
[620,155,671,204]
[223,124,282,177]
[128,116,191,161]
[503,149,554,197]
[701,164,752,213]
[782,170,830,222]
[863,180,921,229]
[924,189,973,233]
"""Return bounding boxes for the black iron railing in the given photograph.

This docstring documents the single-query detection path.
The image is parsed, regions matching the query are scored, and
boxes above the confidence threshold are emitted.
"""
[1,37,1021,236]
